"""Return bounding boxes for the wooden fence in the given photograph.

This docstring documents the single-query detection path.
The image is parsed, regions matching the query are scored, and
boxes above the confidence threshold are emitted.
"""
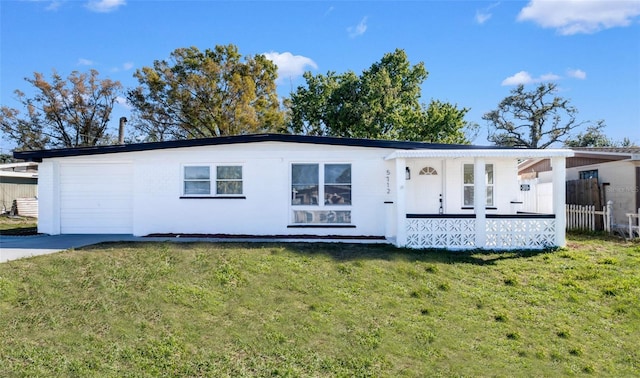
[14,197,38,218]
[566,178,601,206]
[566,201,612,232]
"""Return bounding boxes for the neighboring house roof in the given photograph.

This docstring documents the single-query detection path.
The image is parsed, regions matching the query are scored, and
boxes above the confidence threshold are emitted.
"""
[570,147,640,155]
[518,146,640,174]
[386,149,572,159]
[0,162,38,179]
[13,133,527,162]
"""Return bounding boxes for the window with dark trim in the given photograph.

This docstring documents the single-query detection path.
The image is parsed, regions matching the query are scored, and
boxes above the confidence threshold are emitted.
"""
[183,165,243,196]
[579,169,598,180]
[291,163,352,224]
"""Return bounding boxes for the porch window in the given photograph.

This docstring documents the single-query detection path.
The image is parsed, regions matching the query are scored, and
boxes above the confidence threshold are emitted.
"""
[291,163,352,224]
[463,163,494,207]
[183,165,243,196]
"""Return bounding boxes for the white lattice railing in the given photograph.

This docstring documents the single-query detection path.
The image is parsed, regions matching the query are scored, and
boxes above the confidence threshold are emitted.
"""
[406,217,476,249]
[485,217,556,249]
[406,215,556,250]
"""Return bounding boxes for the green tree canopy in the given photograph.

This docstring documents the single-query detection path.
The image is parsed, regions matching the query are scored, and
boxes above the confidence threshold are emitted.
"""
[0,69,122,150]
[564,122,637,147]
[127,44,285,141]
[483,83,599,149]
[287,49,473,143]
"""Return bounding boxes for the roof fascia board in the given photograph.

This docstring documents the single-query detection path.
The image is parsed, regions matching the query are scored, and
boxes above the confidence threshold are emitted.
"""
[13,133,502,162]
[385,149,574,160]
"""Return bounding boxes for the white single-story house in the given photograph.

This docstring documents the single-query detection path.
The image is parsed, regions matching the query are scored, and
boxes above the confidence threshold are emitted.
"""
[518,147,640,228]
[14,134,573,250]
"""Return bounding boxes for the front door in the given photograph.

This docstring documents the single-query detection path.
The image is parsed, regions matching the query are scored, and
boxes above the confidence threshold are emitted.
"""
[406,162,443,214]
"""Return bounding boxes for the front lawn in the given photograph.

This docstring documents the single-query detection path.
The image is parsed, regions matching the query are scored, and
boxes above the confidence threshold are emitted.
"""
[1,234,638,376]
[0,215,37,235]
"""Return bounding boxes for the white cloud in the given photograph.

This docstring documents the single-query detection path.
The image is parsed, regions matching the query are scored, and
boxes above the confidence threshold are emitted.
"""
[262,52,318,83]
[475,2,500,25]
[110,61,135,72]
[517,0,640,35]
[502,69,588,85]
[28,0,63,11]
[324,6,335,17]
[539,73,562,81]
[501,70,561,86]
[77,58,94,66]
[85,0,126,13]
[475,11,492,25]
[115,96,132,110]
[45,1,62,11]
[502,71,535,86]
[567,68,587,79]
[347,16,368,38]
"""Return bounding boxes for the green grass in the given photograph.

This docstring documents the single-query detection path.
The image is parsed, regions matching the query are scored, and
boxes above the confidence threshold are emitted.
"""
[1,234,639,376]
[0,215,38,235]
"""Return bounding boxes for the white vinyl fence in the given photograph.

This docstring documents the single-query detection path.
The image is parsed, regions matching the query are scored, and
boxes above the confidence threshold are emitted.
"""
[566,201,612,232]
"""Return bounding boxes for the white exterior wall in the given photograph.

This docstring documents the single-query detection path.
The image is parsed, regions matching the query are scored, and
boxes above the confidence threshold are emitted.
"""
[40,142,393,237]
[37,161,57,234]
[435,158,520,214]
[567,160,639,226]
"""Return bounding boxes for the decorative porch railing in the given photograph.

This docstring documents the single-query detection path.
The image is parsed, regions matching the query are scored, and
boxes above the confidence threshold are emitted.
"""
[406,215,476,249]
[406,214,556,250]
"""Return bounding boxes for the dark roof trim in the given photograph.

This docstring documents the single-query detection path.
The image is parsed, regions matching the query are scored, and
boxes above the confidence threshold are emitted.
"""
[13,133,502,162]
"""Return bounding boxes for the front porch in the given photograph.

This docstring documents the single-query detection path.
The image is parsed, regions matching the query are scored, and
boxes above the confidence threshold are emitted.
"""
[405,213,556,249]
[385,148,573,250]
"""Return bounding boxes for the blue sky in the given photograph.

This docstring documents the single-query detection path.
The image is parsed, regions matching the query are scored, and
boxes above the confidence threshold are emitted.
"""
[1,0,639,152]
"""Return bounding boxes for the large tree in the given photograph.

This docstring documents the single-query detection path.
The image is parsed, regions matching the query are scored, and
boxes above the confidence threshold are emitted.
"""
[0,70,122,150]
[483,83,598,149]
[564,122,637,147]
[127,44,284,141]
[287,49,472,143]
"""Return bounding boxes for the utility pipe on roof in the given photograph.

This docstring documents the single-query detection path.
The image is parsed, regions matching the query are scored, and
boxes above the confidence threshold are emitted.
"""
[118,117,127,145]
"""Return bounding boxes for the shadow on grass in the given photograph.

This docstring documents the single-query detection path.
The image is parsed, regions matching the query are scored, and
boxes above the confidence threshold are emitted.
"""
[80,240,558,266]
[0,227,39,236]
[281,242,558,265]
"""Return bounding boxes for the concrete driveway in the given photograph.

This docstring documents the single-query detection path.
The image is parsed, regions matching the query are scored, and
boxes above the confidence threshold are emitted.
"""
[0,234,145,263]
[1,234,384,263]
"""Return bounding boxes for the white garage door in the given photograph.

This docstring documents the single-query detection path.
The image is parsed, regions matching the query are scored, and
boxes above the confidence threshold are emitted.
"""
[60,163,133,234]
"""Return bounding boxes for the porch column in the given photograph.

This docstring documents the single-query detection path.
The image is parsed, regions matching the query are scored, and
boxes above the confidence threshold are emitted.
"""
[395,157,407,247]
[474,157,486,248]
[551,156,567,247]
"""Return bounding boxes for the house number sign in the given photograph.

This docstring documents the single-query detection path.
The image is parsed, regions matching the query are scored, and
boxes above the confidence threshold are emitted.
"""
[385,170,391,194]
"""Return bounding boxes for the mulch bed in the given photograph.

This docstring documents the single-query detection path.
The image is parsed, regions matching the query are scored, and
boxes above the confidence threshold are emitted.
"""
[145,233,386,240]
